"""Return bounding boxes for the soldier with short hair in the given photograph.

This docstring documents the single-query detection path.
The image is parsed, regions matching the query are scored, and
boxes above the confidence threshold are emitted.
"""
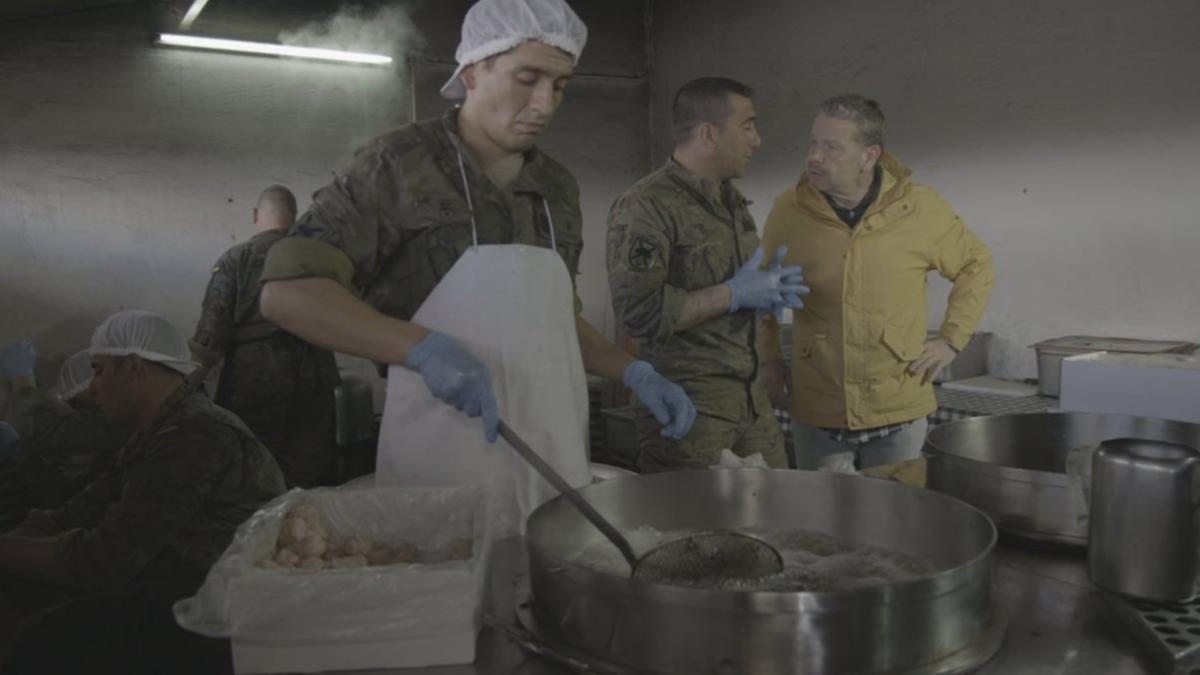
[258,0,697,446]
[607,77,809,472]
[190,184,340,488]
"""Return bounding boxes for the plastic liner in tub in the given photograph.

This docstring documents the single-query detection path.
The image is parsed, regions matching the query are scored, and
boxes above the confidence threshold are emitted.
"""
[174,485,485,673]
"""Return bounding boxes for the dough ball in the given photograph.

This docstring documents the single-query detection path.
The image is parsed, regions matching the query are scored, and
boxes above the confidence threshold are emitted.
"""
[293,534,328,558]
[298,556,325,570]
[306,520,329,541]
[365,547,393,566]
[258,558,283,570]
[342,536,372,557]
[448,537,473,561]
[330,555,368,569]
[393,542,420,564]
[291,503,321,524]
[273,548,300,568]
[277,517,308,547]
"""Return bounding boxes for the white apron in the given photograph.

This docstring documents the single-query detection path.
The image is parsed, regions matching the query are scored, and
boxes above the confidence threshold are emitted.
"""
[375,160,591,538]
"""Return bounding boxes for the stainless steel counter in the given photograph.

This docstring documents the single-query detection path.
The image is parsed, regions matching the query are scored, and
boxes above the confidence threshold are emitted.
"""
[351,536,1156,675]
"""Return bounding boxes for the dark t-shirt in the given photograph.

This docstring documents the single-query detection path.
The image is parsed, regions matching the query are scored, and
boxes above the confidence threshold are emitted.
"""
[824,166,882,228]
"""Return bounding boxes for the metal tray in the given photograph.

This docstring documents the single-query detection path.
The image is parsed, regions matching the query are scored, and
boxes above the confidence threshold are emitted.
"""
[1106,587,1200,675]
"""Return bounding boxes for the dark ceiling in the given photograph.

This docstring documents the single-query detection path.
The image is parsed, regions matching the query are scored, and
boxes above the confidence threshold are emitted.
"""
[0,0,144,22]
[0,0,647,75]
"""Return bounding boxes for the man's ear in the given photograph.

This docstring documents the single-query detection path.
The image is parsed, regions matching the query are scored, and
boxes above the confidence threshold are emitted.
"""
[461,64,477,92]
[864,144,883,171]
[697,122,719,150]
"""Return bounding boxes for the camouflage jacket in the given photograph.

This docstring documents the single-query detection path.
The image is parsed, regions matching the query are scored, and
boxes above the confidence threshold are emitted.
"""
[261,108,584,320]
[42,386,285,601]
[607,160,765,414]
[190,229,290,366]
[8,386,129,475]
[190,230,339,407]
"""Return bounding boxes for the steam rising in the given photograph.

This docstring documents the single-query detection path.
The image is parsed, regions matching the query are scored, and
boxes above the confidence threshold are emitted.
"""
[279,4,426,59]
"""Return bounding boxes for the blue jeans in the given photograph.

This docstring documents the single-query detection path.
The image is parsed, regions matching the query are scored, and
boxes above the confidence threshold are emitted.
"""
[791,418,929,472]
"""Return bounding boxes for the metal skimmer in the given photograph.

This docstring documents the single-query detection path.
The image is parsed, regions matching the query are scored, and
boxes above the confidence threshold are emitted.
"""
[498,421,783,585]
[631,530,783,584]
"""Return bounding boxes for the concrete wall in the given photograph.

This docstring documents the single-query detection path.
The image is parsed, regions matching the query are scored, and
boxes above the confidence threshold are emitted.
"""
[649,0,1200,378]
[0,1,649,408]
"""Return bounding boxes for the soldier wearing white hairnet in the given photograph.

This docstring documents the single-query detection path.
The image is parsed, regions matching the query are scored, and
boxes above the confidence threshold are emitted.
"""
[259,0,696,447]
[0,310,284,674]
[0,347,130,529]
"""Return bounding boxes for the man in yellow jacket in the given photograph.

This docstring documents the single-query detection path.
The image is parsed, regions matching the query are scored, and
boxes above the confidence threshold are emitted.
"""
[760,94,994,471]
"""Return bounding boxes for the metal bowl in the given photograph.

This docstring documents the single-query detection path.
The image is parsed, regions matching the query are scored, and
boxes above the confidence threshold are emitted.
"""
[924,412,1200,546]
[526,469,997,675]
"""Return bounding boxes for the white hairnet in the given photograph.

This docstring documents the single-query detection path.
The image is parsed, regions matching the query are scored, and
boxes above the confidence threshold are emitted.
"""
[54,349,94,401]
[90,310,199,376]
[441,0,587,99]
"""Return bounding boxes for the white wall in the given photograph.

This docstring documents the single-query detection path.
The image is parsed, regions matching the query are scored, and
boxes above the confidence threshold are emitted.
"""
[0,8,409,393]
[0,2,650,407]
[650,0,1200,378]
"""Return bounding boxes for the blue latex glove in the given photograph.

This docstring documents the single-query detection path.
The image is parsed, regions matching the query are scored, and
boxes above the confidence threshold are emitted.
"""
[0,341,35,379]
[766,269,812,321]
[623,360,697,439]
[726,247,811,313]
[0,422,20,462]
[405,332,500,443]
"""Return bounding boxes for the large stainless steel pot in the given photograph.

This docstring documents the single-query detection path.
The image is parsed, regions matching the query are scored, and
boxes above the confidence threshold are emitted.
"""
[924,412,1200,546]
[526,469,997,675]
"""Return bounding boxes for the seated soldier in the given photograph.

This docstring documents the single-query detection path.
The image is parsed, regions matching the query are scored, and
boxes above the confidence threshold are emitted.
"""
[0,347,132,523]
[0,310,286,674]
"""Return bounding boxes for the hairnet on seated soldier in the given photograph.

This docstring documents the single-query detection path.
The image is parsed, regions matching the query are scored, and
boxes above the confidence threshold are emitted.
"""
[440,0,588,99]
[54,349,94,401]
[90,310,200,376]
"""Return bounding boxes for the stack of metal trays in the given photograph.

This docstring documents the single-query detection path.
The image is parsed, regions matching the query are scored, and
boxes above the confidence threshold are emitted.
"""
[1105,588,1200,674]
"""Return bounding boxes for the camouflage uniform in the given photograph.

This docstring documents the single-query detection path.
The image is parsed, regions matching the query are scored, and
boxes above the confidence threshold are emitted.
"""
[260,108,585,320]
[607,160,784,471]
[5,386,282,674]
[0,388,130,526]
[34,385,286,603]
[191,229,340,488]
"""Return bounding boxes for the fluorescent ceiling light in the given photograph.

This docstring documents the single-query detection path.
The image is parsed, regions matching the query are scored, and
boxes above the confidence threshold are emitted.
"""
[179,0,211,30]
[157,33,393,65]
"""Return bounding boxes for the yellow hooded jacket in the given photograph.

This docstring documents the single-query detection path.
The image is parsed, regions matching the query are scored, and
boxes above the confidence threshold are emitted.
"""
[760,153,995,429]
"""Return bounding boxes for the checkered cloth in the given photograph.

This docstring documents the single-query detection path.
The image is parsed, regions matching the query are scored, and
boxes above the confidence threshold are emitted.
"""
[772,408,914,445]
[817,421,915,445]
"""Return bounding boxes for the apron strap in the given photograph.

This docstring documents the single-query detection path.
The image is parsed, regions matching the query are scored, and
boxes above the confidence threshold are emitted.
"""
[540,197,557,253]
[455,150,559,256]
[455,151,480,250]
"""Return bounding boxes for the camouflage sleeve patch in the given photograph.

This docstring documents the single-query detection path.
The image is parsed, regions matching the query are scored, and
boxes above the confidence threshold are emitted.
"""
[606,196,687,344]
[627,235,662,272]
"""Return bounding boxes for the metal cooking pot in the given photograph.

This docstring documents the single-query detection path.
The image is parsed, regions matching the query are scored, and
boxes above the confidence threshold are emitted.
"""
[526,469,998,675]
[924,412,1200,546]
[1089,438,1200,602]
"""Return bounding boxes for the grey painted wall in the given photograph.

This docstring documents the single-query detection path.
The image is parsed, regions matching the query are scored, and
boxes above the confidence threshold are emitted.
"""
[0,1,648,407]
[649,0,1200,378]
